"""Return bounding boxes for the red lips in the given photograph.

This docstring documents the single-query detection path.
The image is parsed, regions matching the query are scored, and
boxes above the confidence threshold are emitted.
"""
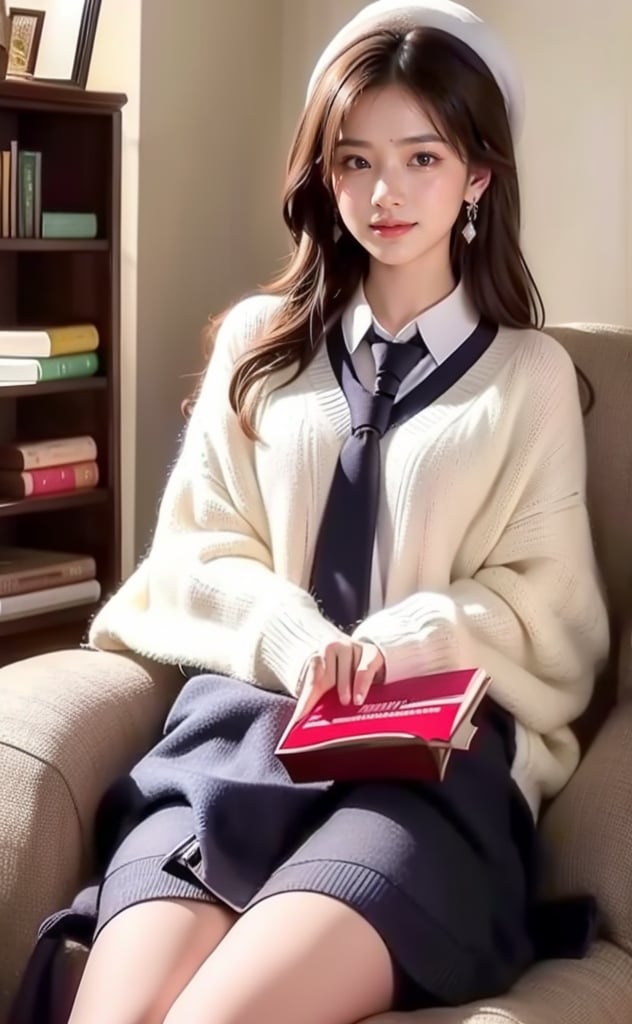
[370,222,416,238]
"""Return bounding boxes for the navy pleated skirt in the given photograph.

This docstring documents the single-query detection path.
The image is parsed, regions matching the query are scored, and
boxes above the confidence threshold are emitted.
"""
[89,672,537,1011]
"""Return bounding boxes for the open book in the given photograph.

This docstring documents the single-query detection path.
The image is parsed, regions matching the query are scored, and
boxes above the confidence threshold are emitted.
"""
[275,667,491,784]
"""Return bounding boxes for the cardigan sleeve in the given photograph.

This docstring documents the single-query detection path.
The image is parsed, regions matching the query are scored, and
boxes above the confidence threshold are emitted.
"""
[352,345,610,739]
[88,295,343,694]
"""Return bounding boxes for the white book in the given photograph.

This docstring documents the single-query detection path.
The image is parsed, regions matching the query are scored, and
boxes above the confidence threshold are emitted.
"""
[0,357,43,381]
[0,331,54,358]
[0,578,101,621]
[0,325,98,358]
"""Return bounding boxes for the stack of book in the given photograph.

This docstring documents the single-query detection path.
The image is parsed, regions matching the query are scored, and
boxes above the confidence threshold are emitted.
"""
[0,142,41,239]
[0,435,99,499]
[0,546,101,622]
[0,140,98,239]
[0,324,99,384]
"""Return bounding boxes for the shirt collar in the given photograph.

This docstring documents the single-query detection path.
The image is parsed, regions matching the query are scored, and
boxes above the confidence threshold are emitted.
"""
[341,279,479,365]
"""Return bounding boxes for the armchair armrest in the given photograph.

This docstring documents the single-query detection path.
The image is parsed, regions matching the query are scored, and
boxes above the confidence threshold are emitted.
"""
[537,620,632,959]
[0,648,181,1016]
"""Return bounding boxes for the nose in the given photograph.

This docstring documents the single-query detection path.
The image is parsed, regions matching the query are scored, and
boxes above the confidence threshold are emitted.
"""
[371,167,405,208]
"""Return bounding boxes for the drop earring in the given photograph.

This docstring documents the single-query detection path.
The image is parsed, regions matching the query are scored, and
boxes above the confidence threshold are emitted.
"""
[461,197,479,244]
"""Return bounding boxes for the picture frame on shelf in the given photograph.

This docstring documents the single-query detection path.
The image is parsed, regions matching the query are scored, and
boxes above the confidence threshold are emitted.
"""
[7,7,44,78]
[4,0,101,88]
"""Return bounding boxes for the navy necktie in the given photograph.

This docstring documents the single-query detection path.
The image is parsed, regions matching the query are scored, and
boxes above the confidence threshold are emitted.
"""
[309,326,428,632]
[309,315,499,634]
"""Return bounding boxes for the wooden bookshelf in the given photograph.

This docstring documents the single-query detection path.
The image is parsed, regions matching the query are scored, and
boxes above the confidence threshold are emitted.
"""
[0,377,107,398]
[0,80,126,666]
[0,239,109,252]
[0,488,110,517]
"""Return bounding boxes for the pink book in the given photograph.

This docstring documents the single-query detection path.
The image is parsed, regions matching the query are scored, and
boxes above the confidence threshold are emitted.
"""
[275,668,492,784]
[0,461,99,498]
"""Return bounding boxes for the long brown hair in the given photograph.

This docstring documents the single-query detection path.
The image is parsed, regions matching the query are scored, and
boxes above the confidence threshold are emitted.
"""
[197,27,548,436]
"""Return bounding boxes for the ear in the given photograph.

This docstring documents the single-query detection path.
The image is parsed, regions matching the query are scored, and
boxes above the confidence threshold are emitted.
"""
[467,167,492,203]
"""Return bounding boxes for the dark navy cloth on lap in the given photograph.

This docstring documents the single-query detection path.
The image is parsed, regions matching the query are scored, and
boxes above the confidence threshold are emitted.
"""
[95,673,331,911]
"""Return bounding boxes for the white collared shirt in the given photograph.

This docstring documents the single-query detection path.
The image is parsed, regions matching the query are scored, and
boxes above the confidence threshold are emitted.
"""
[341,279,480,612]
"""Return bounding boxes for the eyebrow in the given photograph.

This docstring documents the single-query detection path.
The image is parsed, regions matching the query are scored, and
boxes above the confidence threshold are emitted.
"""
[334,133,446,148]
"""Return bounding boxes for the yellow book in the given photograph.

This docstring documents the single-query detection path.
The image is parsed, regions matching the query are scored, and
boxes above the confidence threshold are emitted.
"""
[0,324,99,358]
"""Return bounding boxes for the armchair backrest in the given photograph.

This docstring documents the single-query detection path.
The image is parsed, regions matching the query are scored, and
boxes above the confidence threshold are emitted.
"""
[547,324,632,744]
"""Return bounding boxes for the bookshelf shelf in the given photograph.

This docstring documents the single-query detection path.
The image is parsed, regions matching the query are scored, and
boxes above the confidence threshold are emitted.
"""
[0,601,101,640]
[0,377,107,398]
[0,239,109,252]
[0,81,126,665]
[0,488,110,518]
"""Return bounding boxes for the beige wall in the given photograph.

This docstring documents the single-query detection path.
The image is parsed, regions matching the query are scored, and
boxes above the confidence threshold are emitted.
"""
[467,0,630,326]
[281,0,366,158]
[281,0,632,327]
[88,0,287,568]
[133,0,285,556]
[87,0,141,576]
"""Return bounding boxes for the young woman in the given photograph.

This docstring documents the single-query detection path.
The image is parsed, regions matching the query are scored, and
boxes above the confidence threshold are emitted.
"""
[21,2,609,1023]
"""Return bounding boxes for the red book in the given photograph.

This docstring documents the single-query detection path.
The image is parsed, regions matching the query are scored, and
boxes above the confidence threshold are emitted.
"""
[0,460,99,498]
[275,668,491,784]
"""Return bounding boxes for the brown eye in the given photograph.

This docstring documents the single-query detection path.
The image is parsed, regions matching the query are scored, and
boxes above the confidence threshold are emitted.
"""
[342,156,370,170]
[412,153,437,167]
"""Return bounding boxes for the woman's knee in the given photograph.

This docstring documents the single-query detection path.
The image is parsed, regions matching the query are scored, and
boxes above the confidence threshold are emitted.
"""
[67,897,237,1024]
[164,891,395,1024]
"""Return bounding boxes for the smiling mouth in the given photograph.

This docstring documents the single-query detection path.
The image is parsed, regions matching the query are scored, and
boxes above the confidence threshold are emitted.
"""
[369,222,417,235]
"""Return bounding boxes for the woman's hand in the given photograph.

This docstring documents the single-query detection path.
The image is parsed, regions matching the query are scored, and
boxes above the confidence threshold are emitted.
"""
[292,638,385,722]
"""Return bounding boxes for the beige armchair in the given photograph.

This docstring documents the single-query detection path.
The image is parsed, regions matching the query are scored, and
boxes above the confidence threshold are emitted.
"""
[1,323,632,1024]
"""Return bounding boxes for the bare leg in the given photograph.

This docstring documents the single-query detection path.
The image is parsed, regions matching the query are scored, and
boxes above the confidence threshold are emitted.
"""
[67,897,237,1024]
[164,892,395,1024]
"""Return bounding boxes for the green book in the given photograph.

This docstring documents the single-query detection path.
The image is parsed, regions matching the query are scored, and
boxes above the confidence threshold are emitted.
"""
[41,212,98,239]
[38,351,99,381]
[18,151,37,239]
[0,351,99,383]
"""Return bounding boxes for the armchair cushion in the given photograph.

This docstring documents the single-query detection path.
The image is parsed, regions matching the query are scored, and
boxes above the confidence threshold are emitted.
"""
[363,940,632,1023]
[538,623,632,957]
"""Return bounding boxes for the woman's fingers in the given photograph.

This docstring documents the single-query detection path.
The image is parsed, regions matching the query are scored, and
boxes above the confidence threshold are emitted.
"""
[334,643,354,706]
[352,643,385,705]
[293,640,385,722]
[322,643,338,693]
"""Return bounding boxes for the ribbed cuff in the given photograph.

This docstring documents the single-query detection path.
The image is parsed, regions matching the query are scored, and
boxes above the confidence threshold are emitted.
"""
[351,597,466,682]
[259,597,344,696]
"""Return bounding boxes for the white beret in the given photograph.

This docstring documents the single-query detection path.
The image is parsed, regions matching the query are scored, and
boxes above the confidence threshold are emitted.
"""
[306,0,525,140]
